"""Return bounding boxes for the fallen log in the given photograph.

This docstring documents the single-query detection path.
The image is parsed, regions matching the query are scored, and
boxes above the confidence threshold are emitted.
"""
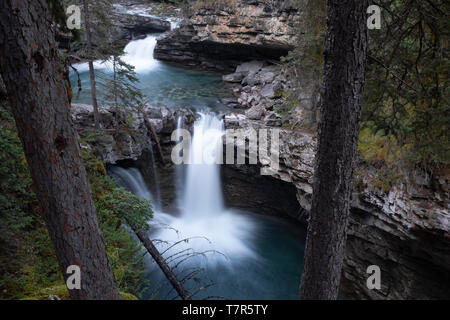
[128,220,191,300]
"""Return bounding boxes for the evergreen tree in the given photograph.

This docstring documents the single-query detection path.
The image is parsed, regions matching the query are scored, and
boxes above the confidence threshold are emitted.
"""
[98,54,144,130]
[0,0,121,299]
[282,0,327,128]
[76,0,116,129]
[363,0,449,165]
[299,0,369,300]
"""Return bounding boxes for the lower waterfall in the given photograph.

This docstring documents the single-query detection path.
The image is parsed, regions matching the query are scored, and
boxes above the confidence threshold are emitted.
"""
[109,112,306,300]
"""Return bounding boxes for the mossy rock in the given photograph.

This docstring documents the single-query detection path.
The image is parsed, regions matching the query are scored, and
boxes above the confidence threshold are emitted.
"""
[21,285,138,300]
[21,285,69,300]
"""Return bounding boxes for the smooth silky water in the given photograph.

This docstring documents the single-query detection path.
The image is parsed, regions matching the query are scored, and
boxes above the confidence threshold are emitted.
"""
[75,24,306,299]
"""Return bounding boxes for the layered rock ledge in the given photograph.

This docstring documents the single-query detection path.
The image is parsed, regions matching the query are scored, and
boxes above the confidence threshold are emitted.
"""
[154,0,299,71]
[219,59,450,299]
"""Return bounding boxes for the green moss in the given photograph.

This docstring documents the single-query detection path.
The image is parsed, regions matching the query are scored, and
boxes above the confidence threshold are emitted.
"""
[121,292,139,300]
[20,285,69,300]
[0,100,152,300]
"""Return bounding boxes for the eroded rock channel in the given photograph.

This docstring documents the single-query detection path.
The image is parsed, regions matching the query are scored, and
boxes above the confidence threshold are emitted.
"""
[69,0,449,300]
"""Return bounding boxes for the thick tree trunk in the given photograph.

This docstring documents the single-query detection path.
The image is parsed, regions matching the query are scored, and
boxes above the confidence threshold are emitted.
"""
[83,0,100,129]
[0,0,121,300]
[299,0,369,300]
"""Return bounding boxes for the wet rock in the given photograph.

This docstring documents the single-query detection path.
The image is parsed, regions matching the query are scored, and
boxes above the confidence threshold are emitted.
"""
[113,12,171,41]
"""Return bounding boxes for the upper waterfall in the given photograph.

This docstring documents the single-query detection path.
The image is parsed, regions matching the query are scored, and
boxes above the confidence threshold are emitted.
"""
[122,36,160,73]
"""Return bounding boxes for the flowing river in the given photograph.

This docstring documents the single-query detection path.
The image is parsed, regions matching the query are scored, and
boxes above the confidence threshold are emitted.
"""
[71,21,306,300]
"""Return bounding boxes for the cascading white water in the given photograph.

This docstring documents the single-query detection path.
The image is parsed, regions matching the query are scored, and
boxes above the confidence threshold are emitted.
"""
[75,35,159,74]
[182,113,225,217]
[148,146,162,210]
[109,113,257,261]
[108,166,154,203]
[153,112,257,261]
[122,36,159,73]
[175,116,185,206]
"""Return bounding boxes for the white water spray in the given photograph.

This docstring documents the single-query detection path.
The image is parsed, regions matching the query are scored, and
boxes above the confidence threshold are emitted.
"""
[155,112,257,262]
[183,113,225,216]
[74,35,159,74]
[122,36,160,73]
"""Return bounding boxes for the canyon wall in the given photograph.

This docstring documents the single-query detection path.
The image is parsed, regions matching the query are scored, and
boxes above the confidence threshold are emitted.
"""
[69,0,450,300]
[71,100,450,300]
[154,0,299,71]
[223,108,450,300]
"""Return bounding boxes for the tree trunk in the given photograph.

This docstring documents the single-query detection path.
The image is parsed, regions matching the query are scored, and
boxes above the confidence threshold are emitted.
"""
[0,0,121,300]
[299,0,369,300]
[129,222,191,300]
[83,0,100,129]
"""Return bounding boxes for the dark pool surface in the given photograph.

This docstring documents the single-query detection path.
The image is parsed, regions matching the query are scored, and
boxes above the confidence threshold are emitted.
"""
[142,211,306,300]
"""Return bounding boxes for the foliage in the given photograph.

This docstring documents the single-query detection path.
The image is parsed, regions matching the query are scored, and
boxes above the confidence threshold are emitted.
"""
[273,90,298,123]
[0,101,152,300]
[281,0,327,128]
[98,55,144,129]
[68,0,118,60]
[363,0,449,165]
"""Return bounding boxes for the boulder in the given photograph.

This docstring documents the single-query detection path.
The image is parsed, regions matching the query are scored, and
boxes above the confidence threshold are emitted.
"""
[261,82,283,99]
[223,72,247,83]
[245,105,266,120]
[264,112,282,127]
[236,61,265,75]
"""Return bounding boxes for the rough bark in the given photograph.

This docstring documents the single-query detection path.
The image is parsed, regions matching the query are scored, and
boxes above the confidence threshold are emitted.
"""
[0,0,121,300]
[299,0,369,300]
[83,0,100,129]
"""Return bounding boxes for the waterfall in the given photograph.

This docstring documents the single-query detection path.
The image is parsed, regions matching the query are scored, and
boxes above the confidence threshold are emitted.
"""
[74,35,159,74]
[108,166,154,203]
[153,112,257,261]
[122,36,159,73]
[107,113,306,300]
[175,116,185,207]
[182,113,225,217]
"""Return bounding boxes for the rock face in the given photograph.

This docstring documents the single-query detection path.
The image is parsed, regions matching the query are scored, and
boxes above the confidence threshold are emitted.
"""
[222,61,291,119]
[113,13,171,41]
[71,104,194,164]
[222,110,450,300]
[72,101,450,299]
[76,11,171,52]
[154,0,299,71]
